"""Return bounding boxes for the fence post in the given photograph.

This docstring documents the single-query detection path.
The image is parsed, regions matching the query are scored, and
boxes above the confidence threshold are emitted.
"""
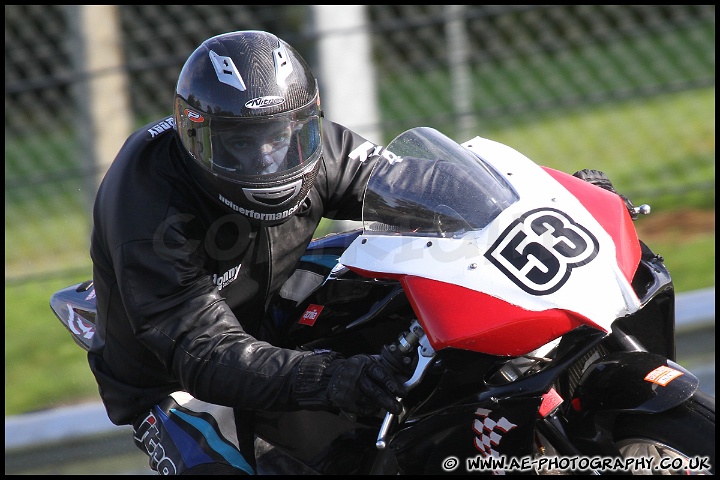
[70,5,134,208]
[446,5,475,140]
[311,5,381,143]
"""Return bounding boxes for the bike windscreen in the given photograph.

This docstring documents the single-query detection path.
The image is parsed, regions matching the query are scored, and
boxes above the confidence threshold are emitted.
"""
[363,127,519,237]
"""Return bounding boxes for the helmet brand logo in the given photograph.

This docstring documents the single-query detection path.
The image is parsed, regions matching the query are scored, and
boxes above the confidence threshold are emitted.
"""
[245,96,286,109]
[209,50,247,92]
[184,109,205,123]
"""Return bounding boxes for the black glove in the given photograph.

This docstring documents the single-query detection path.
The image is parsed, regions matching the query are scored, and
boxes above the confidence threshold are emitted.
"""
[292,352,408,416]
[572,169,638,220]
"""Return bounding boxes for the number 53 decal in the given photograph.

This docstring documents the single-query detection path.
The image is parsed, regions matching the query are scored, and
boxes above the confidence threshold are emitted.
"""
[485,208,599,295]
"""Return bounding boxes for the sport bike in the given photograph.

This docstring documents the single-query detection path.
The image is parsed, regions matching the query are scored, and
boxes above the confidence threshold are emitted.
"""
[52,127,714,475]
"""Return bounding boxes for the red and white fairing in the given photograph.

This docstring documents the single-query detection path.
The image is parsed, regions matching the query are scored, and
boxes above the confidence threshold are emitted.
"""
[340,128,642,356]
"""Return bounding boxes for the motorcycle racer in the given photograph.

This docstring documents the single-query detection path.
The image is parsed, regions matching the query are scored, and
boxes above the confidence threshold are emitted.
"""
[87,30,637,475]
[88,30,407,475]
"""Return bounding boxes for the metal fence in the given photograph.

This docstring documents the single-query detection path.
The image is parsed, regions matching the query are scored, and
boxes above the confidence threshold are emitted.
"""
[5,5,716,284]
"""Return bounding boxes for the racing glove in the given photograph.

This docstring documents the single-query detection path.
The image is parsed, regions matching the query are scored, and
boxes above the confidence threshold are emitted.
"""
[292,351,408,416]
[572,169,638,220]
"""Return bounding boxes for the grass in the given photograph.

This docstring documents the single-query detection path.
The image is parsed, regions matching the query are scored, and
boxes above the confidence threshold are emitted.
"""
[655,234,715,292]
[634,211,715,293]
[479,88,716,211]
[5,272,99,416]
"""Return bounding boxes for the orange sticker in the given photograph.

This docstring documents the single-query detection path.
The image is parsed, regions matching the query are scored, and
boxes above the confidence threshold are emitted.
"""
[644,365,684,386]
[298,304,324,326]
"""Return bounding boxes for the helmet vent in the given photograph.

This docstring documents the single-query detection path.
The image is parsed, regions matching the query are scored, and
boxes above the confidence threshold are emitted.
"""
[209,50,247,92]
[273,41,293,88]
[242,180,302,207]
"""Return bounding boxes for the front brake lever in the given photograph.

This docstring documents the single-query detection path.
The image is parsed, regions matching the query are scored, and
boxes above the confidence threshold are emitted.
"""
[376,324,435,449]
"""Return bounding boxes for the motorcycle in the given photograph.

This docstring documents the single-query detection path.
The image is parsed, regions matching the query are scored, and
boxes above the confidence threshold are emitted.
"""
[52,127,714,475]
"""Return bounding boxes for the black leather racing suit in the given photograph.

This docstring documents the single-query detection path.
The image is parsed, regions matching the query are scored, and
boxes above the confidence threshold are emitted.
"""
[88,116,379,426]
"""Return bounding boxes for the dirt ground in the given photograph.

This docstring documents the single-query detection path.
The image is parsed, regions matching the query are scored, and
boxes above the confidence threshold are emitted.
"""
[633,208,715,244]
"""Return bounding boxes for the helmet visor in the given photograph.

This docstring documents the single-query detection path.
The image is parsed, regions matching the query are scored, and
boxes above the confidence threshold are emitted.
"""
[189,102,322,181]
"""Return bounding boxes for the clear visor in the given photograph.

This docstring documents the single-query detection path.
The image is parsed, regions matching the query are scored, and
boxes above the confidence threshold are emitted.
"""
[191,103,321,180]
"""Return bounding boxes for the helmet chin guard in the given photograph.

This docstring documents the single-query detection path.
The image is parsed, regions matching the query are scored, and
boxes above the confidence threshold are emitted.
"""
[173,30,323,224]
[242,181,303,207]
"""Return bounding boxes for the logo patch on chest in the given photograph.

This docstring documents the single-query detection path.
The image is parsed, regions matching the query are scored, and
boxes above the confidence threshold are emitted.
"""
[213,263,242,291]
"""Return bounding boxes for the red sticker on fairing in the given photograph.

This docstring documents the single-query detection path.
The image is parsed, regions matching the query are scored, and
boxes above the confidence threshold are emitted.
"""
[644,365,684,386]
[538,388,564,417]
[298,304,324,326]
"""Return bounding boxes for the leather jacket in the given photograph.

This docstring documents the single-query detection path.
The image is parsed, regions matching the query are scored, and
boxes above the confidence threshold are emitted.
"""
[88,116,379,425]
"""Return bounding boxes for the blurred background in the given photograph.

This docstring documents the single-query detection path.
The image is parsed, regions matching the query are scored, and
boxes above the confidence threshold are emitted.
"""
[4,1,714,450]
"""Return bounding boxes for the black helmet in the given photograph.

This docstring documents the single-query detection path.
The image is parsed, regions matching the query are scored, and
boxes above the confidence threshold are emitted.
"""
[174,30,323,224]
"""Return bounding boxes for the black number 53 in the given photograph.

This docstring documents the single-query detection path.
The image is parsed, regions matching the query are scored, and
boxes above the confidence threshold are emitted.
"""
[485,208,599,295]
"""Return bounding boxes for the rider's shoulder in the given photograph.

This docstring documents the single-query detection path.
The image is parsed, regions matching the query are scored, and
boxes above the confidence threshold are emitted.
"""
[137,116,176,142]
